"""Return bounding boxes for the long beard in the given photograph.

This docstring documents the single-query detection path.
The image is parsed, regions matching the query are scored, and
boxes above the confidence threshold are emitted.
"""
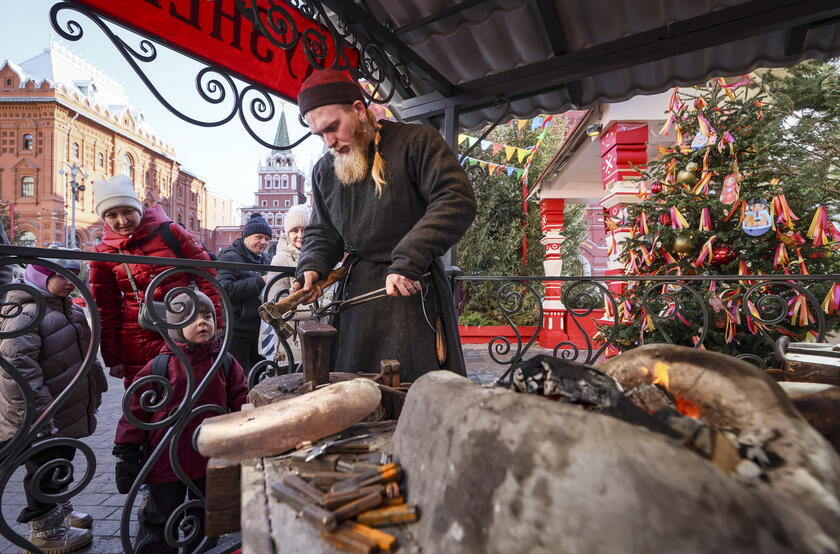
[332,119,370,186]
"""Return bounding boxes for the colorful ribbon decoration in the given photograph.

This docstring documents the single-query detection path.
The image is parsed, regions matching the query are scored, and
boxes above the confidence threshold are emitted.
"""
[692,235,717,268]
[670,206,689,229]
[806,206,840,246]
[698,207,713,231]
[692,172,713,195]
[773,242,790,268]
[822,283,840,315]
[789,294,815,326]
[772,194,800,230]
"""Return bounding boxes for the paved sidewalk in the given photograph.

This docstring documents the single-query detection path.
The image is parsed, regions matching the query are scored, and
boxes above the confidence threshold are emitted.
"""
[0,373,131,554]
[0,344,534,553]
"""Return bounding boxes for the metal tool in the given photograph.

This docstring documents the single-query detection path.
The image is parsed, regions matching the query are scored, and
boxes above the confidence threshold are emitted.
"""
[305,434,371,462]
[313,273,432,317]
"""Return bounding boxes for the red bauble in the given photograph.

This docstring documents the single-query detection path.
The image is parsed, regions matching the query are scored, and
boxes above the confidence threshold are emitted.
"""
[650,182,663,194]
[658,212,671,226]
[711,244,736,265]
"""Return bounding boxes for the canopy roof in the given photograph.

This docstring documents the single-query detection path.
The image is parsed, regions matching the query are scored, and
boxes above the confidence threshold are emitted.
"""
[326,0,840,129]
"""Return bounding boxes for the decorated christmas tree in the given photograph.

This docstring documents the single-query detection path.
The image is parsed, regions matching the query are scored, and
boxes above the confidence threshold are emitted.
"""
[606,74,840,362]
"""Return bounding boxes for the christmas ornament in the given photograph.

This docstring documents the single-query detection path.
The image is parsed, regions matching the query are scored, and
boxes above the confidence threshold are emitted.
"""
[650,182,663,194]
[711,244,736,265]
[675,162,699,186]
[742,197,772,236]
[720,173,740,205]
[691,132,708,150]
[673,232,696,255]
[659,212,671,226]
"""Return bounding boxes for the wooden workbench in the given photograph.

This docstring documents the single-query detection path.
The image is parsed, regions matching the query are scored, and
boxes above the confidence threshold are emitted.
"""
[239,421,420,553]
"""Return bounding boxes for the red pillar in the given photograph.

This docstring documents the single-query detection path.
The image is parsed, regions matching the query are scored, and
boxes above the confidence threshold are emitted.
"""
[598,122,648,352]
[538,198,567,347]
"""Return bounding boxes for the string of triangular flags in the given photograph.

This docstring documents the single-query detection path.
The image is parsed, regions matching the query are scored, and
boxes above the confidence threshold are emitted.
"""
[458,115,555,182]
[460,156,528,178]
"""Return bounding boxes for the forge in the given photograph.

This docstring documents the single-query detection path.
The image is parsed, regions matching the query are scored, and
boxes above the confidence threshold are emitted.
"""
[392,345,840,554]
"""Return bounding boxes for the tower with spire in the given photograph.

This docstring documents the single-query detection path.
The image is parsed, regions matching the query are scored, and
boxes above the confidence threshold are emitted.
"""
[241,107,306,237]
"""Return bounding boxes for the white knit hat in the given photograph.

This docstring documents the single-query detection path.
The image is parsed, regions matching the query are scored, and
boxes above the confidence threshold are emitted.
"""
[93,175,143,218]
[283,204,311,232]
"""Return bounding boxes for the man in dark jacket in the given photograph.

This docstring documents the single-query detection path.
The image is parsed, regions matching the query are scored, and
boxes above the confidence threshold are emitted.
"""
[292,70,477,381]
[217,213,271,372]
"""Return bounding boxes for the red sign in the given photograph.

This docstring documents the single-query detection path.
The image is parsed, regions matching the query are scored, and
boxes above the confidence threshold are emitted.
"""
[73,0,359,103]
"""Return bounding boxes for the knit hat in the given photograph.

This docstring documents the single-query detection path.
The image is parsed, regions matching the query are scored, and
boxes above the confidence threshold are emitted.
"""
[283,205,310,232]
[93,175,143,218]
[24,258,82,292]
[165,290,215,342]
[243,212,273,239]
[297,70,365,117]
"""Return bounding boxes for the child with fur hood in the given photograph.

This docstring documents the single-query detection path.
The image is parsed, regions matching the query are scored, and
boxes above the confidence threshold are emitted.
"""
[113,291,247,554]
[0,259,108,554]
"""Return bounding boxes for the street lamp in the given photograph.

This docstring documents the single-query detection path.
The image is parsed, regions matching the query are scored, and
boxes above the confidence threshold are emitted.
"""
[59,163,89,249]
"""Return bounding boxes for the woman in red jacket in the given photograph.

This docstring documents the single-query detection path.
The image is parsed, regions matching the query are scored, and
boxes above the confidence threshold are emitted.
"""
[88,175,222,386]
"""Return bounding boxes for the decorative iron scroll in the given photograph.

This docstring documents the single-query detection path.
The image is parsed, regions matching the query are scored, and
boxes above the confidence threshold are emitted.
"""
[0,258,98,554]
[118,266,234,553]
[456,275,835,385]
[50,0,414,149]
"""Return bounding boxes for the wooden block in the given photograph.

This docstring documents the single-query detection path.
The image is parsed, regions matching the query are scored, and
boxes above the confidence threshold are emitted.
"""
[205,457,241,537]
[196,379,381,460]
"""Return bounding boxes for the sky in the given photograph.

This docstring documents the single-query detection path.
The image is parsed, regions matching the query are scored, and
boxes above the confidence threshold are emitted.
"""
[0,0,327,207]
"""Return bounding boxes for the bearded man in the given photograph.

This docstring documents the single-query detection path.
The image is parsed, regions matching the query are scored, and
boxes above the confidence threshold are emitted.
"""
[292,70,477,381]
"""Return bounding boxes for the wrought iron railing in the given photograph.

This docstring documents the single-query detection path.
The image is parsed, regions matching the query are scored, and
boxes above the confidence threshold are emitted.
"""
[0,245,295,554]
[455,274,840,385]
[1,244,838,552]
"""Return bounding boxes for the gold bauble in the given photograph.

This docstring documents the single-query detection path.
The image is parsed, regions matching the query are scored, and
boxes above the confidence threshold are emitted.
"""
[675,169,699,186]
[673,233,696,255]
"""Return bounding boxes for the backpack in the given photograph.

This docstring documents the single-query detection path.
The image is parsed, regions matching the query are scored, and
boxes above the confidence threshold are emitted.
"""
[157,222,217,260]
[150,352,234,400]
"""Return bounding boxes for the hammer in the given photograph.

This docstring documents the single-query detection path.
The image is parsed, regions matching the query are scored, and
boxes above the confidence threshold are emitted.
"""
[259,266,347,323]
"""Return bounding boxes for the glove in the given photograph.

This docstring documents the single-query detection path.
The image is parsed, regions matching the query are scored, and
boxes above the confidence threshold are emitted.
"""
[113,443,143,494]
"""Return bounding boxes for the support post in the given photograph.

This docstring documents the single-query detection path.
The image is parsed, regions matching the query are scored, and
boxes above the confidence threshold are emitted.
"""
[442,104,460,270]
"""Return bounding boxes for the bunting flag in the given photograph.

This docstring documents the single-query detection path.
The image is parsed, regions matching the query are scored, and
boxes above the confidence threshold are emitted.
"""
[698,207,713,231]
[517,148,531,163]
[517,119,528,130]
[504,145,516,161]
[458,134,468,145]
[669,206,689,229]
[491,143,504,156]
[692,236,717,268]
[466,136,478,147]
[531,116,544,130]
[822,283,840,315]
[480,139,492,151]
[506,166,516,176]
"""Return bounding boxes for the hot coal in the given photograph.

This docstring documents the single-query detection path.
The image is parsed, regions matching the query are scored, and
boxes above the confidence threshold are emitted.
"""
[512,356,681,438]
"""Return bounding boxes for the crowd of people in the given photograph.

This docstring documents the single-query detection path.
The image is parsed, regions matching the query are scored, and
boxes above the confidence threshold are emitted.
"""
[0,68,475,554]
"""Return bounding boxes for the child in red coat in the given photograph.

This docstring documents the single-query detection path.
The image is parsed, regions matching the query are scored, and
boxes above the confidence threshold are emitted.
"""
[113,291,247,554]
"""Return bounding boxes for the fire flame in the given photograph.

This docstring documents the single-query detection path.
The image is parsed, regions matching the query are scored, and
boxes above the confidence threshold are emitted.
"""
[650,361,670,390]
[643,361,702,419]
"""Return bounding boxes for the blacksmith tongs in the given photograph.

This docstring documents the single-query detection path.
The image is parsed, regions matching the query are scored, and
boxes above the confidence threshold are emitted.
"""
[304,434,371,462]
[312,272,431,318]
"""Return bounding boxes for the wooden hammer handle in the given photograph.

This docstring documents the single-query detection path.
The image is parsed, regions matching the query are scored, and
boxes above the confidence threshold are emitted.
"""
[261,266,347,321]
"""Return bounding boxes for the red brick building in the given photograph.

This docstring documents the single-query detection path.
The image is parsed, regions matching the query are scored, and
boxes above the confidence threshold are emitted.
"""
[0,42,237,250]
